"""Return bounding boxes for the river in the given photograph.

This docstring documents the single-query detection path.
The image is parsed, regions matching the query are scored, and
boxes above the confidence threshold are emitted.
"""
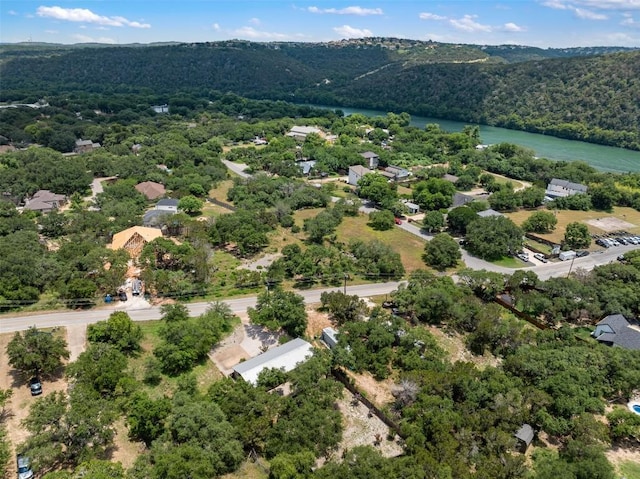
[320,105,640,173]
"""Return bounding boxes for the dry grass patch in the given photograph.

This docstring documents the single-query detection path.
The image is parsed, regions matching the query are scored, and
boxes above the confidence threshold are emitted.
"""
[107,418,145,470]
[208,179,235,202]
[346,370,395,407]
[336,215,425,272]
[220,459,269,479]
[505,206,640,245]
[425,325,501,370]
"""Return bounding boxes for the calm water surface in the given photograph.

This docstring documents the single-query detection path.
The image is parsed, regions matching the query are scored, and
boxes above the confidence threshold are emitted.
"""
[321,105,640,173]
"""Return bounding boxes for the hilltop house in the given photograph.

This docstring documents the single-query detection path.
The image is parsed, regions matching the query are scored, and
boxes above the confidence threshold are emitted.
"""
[380,165,410,182]
[592,314,640,350]
[545,178,588,200]
[514,424,534,453]
[286,126,323,142]
[23,190,67,213]
[152,104,169,114]
[143,198,179,227]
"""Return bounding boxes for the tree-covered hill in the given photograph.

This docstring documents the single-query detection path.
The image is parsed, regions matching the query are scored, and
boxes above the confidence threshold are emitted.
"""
[2,39,639,149]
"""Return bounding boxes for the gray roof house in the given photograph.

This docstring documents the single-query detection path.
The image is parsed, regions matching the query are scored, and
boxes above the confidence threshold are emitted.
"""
[514,424,534,452]
[545,178,588,200]
[232,338,314,386]
[24,190,67,213]
[360,151,380,169]
[348,165,372,186]
[592,314,640,350]
[477,208,505,218]
[156,198,179,212]
[322,327,339,349]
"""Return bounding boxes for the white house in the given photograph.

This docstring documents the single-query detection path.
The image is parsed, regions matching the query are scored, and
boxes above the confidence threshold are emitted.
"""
[348,165,371,186]
[232,338,314,385]
[155,198,179,213]
[286,126,323,142]
[152,104,169,114]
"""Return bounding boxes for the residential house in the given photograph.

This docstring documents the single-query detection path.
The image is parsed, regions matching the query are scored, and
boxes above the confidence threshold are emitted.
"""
[135,181,166,201]
[286,125,323,142]
[143,199,179,227]
[592,314,640,350]
[298,160,317,176]
[23,190,67,213]
[152,104,169,114]
[74,139,101,154]
[404,201,420,215]
[348,165,371,186]
[109,226,163,257]
[545,178,588,200]
[360,151,380,169]
[514,424,534,452]
[452,192,476,208]
[442,173,460,184]
[155,198,179,213]
[231,338,314,386]
[381,165,410,182]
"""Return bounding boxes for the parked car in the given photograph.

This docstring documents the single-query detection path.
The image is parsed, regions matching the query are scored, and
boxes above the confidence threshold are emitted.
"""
[118,290,128,302]
[394,217,402,225]
[533,253,548,263]
[29,377,42,396]
[517,252,529,262]
[575,250,589,257]
[17,455,33,479]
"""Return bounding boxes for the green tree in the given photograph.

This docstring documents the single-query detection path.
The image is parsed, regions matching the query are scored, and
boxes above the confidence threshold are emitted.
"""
[6,327,70,378]
[421,210,444,233]
[249,288,308,337]
[423,233,462,271]
[87,311,143,355]
[368,210,395,231]
[564,222,591,249]
[447,206,478,235]
[269,451,315,479]
[522,211,558,233]
[66,343,129,397]
[465,216,524,260]
[126,392,171,446]
[358,173,397,206]
[320,291,368,325]
[178,195,204,215]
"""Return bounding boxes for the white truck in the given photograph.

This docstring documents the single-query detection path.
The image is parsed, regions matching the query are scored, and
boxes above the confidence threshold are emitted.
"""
[558,250,576,261]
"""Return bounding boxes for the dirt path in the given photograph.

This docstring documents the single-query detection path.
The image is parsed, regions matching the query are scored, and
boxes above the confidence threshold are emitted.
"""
[66,324,87,362]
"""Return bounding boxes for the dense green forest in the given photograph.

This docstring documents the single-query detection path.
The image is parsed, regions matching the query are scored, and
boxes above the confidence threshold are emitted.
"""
[1,38,639,150]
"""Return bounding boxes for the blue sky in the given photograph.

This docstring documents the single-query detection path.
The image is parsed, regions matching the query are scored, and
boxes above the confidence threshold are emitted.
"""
[2,1,640,47]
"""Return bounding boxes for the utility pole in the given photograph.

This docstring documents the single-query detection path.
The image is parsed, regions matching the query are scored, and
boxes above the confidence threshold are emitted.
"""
[343,273,348,295]
[567,254,576,278]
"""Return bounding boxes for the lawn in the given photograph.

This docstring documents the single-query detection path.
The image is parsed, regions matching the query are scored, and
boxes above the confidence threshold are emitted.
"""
[336,214,426,272]
[619,461,640,479]
[491,256,525,268]
[506,206,640,246]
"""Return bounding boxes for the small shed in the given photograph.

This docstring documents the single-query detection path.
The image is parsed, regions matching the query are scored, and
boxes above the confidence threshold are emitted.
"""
[405,202,420,214]
[514,424,534,452]
[322,327,339,349]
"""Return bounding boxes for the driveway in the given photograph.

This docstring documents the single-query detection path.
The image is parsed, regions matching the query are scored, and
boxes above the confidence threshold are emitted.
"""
[222,160,251,178]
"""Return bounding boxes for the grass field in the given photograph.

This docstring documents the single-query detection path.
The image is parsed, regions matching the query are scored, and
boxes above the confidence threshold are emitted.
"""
[491,256,525,268]
[336,214,426,272]
[619,461,640,479]
[506,206,640,245]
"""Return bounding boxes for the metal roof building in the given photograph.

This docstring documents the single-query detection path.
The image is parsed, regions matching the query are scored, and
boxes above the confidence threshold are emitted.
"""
[232,338,314,386]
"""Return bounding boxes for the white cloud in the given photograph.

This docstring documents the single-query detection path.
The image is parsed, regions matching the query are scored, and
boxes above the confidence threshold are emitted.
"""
[212,23,221,31]
[233,26,290,40]
[71,33,116,43]
[44,29,58,34]
[308,6,383,15]
[621,14,639,25]
[36,6,150,28]
[574,8,608,18]
[503,22,526,31]
[571,0,640,9]
[449,15,492,32]
[419,12,447,21]
[333,24,373,37]
[249,17,260,25]
[8,9,18,15]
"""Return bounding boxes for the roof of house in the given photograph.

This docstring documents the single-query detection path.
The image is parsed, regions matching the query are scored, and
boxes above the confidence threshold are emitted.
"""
[349,165,371,176]
[405,201,420,211]
[156,198,179,207]
[514,424,534,445]
[24,199,56,212]
[452,192,476,208]
[135,181,166,200]
[110,226,163,250]
[593,314,640,350]
[75,139,93,147]
[361,151,379,159]
[287,126,322,136]
[443,173,460,183]
[477,208,505,218]
[548,178,588,193]
[143,209,175,226]
[32,190,66,203]
[298,160,316,175]
[385,165,409,176]
[232,338,314,386]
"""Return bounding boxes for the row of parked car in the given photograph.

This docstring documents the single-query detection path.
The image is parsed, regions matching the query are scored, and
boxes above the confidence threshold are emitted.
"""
[595,236,640,248]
